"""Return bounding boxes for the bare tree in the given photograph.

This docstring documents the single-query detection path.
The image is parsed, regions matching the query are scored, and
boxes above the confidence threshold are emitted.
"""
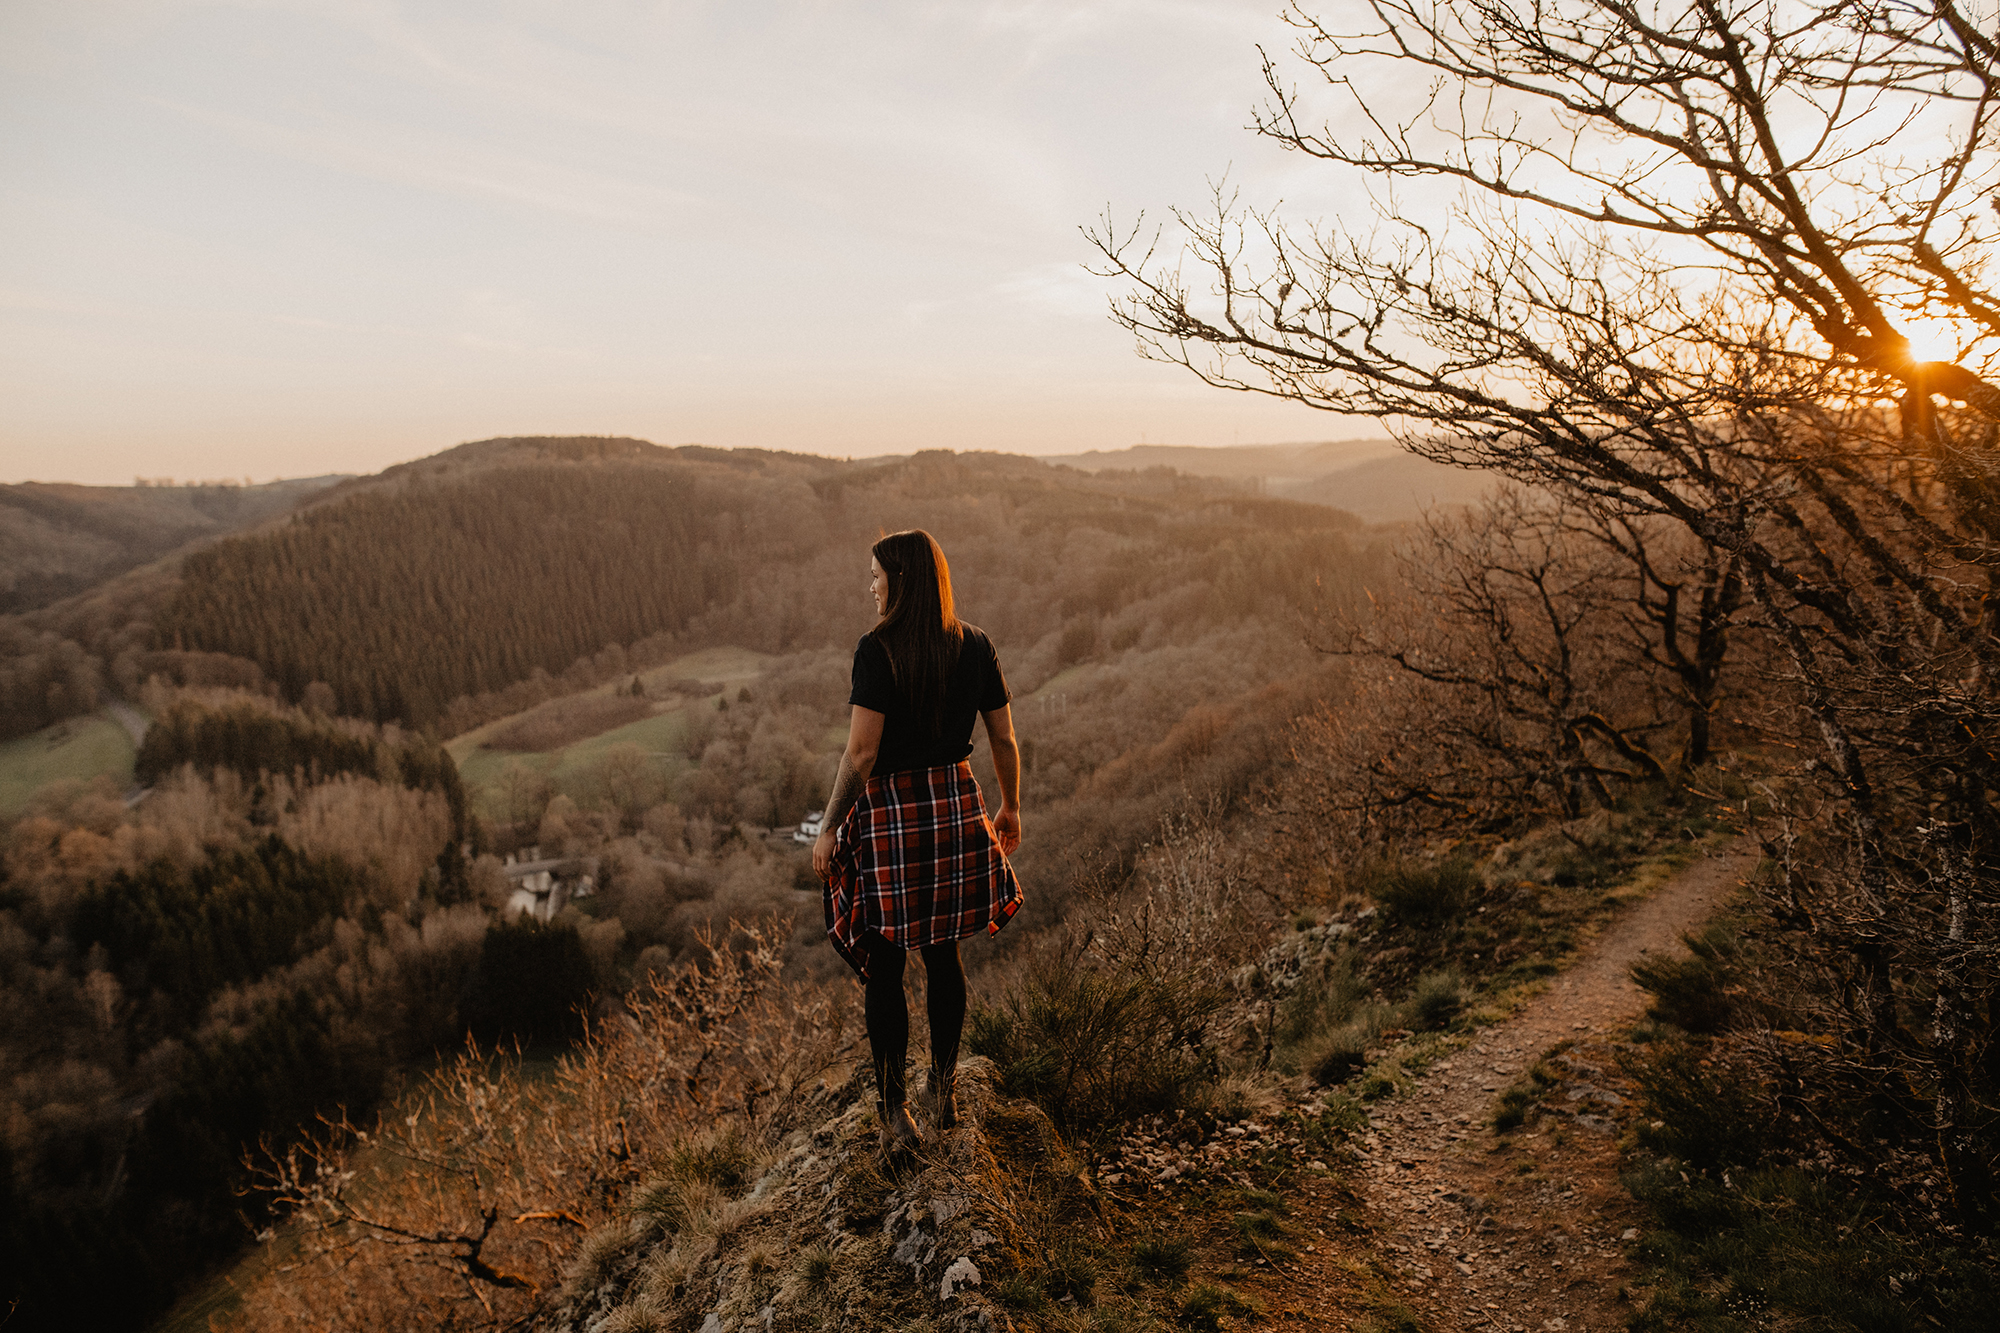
[1091,0,2000,1212]
[595,741,661,833]
[1560,508,1747,769]
[498,759,556,839]
[1309,485,1669,831]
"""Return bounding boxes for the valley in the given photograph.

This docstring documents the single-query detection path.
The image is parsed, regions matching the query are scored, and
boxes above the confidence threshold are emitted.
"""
[0,438,1374,1332]
[2,434,1980,1333]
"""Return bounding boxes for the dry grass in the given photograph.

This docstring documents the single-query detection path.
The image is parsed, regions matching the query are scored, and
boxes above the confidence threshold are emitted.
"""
[223,919,847,1333]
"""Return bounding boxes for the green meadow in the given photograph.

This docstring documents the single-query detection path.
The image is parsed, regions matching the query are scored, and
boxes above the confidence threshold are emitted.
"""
[0,712,137,819]
[447,646,776,820]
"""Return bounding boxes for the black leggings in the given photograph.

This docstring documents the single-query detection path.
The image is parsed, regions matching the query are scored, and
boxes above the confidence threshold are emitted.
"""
[863,932,966,1106]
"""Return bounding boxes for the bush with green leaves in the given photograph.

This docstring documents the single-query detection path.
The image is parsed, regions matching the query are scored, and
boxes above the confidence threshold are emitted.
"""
[1624,1040,1768,1173]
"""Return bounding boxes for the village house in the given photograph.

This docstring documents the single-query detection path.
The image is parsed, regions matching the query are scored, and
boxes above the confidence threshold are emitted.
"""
[500,846,597,921]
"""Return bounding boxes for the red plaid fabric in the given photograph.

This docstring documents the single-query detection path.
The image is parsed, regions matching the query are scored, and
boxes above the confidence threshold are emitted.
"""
[823,761,1023,979]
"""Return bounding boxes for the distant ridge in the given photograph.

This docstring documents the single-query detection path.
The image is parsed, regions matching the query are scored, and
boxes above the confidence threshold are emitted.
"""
[1042,439,1396,482]
[0,474,346,613]
[1040,440,1493,524]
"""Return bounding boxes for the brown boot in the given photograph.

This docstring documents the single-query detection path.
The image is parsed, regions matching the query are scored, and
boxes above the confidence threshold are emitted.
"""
[879,1099,924,1152]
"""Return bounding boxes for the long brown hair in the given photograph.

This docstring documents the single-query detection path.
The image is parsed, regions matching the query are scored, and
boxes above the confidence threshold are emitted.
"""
[871,529,964,735]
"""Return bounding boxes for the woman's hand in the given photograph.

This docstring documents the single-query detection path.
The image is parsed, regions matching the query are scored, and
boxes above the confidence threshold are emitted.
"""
[813,827,838,880]
[981,706,1022,857]
[992,805,1021,856]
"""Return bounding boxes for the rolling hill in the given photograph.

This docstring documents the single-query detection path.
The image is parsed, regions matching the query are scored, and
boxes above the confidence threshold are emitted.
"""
[152,440,1373,730]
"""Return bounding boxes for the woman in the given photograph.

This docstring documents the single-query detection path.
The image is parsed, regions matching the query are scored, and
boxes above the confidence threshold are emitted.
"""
[812,529,1023,1150]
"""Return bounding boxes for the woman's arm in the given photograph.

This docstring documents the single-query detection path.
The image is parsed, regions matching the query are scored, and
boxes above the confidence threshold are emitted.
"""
[981,704,1021,855]
[813,706,885,879]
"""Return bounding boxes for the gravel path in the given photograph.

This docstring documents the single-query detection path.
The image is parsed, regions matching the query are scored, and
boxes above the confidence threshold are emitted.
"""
[1347,839,1761,1333]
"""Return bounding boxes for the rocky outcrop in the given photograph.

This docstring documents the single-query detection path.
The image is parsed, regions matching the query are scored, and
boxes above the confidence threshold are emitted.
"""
[543,1057,1081,1333]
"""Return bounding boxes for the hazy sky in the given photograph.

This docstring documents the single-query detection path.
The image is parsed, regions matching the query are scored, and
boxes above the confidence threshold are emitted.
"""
[0,0,1376,485]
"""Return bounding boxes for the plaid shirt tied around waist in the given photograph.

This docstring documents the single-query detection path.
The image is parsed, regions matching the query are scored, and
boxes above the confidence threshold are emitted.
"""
[822,761,1023,979]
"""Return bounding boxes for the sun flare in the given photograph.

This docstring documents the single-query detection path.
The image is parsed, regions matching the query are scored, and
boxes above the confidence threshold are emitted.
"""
[1897,315,1978,364]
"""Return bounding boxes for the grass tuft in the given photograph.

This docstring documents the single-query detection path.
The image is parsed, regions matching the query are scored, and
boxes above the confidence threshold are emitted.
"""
[1354,1300,1423,1333]
[1403,968,1468,1030]
[1045,1250,1099,1304]
[664,1123,755,1190]
[1176,1282,1256,1332]
[1132,1234,1195,1283]
[1492,1060,1560,1131]
[994,1274,1048,1313]
[795,1242,835,1289]
[1232,1209,1294,1261]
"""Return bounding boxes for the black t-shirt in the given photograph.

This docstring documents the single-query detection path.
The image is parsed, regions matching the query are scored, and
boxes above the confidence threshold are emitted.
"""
[849,624,1012,775]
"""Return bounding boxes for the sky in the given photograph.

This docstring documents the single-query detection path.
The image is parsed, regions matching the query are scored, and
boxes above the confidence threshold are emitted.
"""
[0,0,1378,486]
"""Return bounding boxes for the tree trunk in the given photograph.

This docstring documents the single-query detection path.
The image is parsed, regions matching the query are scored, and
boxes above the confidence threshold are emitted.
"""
[1930,804,1991,1220]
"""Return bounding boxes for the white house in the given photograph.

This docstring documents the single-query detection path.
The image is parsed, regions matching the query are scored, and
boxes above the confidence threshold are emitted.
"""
[501,848,597,921]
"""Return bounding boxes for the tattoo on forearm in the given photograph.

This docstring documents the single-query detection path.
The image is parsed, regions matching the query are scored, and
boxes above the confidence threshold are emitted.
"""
[824,754,866,829]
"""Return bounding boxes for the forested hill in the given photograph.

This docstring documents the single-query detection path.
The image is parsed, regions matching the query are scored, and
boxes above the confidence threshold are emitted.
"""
[159,466,722,726]
[146,439,1368,732]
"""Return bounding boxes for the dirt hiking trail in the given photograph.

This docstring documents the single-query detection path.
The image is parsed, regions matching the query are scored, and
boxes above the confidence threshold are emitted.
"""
[1241,839,1762,1333]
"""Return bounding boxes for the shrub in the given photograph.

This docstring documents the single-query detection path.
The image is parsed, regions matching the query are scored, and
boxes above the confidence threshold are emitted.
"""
[466,914,595,1045]
[1276,952,1365,1046]
[1625,1040,1767,1172]
[1277,951,1394,1085]
[1625,1162,2000,1333]
[968,953,1225,1132]
[1368,859,1476,926]
[1631,923,1738,1034]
